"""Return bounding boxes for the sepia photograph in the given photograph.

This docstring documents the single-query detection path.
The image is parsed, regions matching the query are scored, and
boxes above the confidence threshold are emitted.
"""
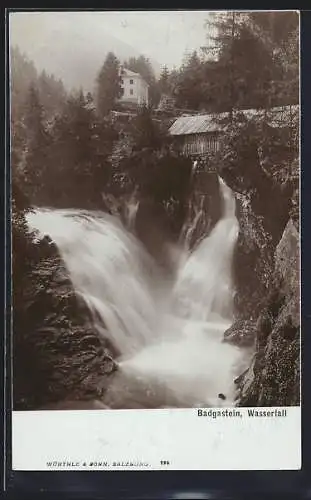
[10,10,300,415]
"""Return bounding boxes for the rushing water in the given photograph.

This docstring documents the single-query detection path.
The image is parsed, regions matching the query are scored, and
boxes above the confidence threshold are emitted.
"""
[27,178,249,409]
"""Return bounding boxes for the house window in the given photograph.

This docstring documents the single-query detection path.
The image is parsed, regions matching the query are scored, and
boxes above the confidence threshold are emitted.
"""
[130,79,134,84]
[130,89,134,95]
[120,88,124,96]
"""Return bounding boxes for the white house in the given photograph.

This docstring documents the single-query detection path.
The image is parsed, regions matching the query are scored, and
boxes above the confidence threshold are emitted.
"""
[119,68,149,106]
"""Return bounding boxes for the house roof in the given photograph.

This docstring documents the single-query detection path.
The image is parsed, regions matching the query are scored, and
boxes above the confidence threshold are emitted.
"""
[120,68,149,86]
[168,105,299,136]
[121,68,142,78]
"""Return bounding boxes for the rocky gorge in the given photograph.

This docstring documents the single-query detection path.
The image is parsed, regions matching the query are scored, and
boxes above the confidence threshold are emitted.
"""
[220,117,300,407]
[12,108,300,410]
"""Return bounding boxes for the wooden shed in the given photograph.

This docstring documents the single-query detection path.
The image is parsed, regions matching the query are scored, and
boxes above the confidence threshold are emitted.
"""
[168,105,299,160]
[168,113,223,159]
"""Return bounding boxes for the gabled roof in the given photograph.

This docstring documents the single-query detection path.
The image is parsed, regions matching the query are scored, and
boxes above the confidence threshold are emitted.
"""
[169,113,226,135]
[121,68,142,78]
[168,105,299,136]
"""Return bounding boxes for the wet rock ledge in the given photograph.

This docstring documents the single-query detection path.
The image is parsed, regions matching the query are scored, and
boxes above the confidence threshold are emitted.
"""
[13,231,117,411]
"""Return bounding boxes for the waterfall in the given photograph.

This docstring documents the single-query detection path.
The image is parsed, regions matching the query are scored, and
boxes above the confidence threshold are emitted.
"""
[174,177,239,322]
[26,178,248,408]
[179,195,206,251]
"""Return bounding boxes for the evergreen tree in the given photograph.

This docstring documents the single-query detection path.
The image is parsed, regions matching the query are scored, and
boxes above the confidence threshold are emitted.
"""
[131,104,162,150]
[37,70,67,118]
[10,46,38,124]
[23,85,51,203]
[86,91,95,107]
[202,11,299,111]
[24,85,45,139]
[96,52,122,117]
[11,118,27,181]
[172,51,206,110]
[10,46,67,123]
[40,91,117,208]
[248,12,299,106]
[158,65,170,95]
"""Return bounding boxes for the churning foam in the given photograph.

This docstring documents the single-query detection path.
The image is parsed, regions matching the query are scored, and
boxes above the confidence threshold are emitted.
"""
[26,179,247,408]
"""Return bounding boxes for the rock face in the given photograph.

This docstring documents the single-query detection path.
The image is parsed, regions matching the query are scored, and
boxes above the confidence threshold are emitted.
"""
[236,219,300,406]
[224,319,257,348]
[232,193,276,319]
[13,232,117,411]
[214,118,299,406]
[229,176,291,320]
[218,121,293,319]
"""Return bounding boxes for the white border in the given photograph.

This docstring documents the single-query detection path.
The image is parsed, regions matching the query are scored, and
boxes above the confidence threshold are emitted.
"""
[12,407,301,471]
[8,9,302,473]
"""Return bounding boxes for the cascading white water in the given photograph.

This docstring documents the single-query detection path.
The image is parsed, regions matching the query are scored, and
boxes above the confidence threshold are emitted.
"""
[179,195,206,251]
[174,177,239,322]
[26,178,248,408]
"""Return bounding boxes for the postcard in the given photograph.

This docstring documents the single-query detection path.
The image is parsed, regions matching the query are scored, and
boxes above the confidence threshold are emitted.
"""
[9,9,300,471]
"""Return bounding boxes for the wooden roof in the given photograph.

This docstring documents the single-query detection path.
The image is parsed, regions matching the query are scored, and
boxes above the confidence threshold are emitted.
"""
[168,105,299,136]
[169,113,224,136]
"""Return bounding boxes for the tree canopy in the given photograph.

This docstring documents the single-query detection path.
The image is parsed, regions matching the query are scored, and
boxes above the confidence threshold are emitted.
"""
[162,11,298,113]
[96,52,122,117]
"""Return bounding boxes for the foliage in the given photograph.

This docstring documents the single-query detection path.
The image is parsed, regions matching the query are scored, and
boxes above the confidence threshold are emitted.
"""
[36,69,67,118]
[95,52,122,117]
[19,88,117,208]
[115,105,192,235]
[22,85,51,203]
[10,46,37,124]
[12,180,33,281]
[167,12,299,113]
[158,65,170,95]
[130,104,164,150]
[10,45,67,124]
[170,51,208,111]
[10,47,68,199]
[217,108,298,192]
